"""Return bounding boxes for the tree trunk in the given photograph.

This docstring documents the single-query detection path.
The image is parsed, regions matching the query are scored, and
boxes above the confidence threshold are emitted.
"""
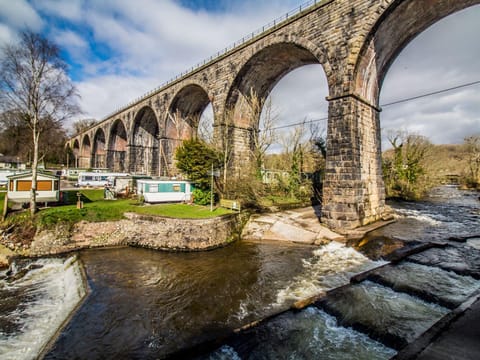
[30,118,39,216]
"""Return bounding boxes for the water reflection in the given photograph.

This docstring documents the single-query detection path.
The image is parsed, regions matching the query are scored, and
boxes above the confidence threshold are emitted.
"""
[45,242,315,358]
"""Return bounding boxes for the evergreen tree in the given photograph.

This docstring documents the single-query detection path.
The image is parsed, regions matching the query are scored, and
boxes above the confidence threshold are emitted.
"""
[175,139,221,190]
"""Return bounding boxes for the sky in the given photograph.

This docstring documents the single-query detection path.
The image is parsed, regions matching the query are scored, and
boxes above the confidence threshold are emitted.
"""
[0,0,479,150]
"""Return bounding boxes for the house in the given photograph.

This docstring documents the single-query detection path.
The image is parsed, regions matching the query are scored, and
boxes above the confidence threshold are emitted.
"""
[137,179,193,203]
[0,154,26,170]
[7,171,60,203]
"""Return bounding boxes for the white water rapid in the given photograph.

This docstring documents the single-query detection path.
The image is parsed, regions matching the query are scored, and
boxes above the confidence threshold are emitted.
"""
[0,256,87,360]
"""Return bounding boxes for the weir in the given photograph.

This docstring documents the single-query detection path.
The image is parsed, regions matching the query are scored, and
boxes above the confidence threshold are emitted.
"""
[171,242,480,359]
[0,256,87,359]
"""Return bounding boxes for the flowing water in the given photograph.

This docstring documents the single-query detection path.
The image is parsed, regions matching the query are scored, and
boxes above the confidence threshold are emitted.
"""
[318,281,449,349]
[0,256,86,360]
[43,242,385,359]
[368,185,480,243]
[367,261,480,308]
[0,185,479,359]
[203,307,397,360]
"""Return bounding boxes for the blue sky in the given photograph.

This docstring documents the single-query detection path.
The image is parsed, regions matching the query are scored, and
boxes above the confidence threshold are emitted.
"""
[0,0,479,149]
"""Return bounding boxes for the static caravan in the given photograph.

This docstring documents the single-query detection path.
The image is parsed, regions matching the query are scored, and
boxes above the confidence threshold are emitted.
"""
[61,168,89,180]
[76,172,129,187]
[7,171,60,203]
[0,170,18,187]
[137,179,193,203]
[112,175,152,194]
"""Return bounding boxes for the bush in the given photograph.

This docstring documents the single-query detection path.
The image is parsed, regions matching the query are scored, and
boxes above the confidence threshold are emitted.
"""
[192,188,212,206]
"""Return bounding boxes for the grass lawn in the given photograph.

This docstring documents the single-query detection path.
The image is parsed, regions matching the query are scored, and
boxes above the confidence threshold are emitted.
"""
[258,194,304,207]
[133,203,234,218]
[35,189,234,229]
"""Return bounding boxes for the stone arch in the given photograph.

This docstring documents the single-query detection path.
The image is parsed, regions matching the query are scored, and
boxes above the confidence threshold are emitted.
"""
[353,0,480,105]
[92,128,106,168]
[107,119,128,172]
[80,135,91,168]
[226,40,328,128]
[161,83,212,176]
[321,0,480,230]
[165,83,212,140]
[224,38,329,169]
[130,106,159,175]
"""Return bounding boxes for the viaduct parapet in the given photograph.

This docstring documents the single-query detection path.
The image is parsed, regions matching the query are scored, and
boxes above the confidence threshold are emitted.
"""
[67,0,480,229]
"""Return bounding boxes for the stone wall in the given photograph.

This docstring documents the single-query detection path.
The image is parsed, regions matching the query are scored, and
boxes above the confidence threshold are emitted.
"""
[30,213,243,256]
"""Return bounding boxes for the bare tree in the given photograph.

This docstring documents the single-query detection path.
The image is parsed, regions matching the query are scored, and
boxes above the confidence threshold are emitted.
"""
[0,31,80,215]
[463,135,480,187]
[211,108,234,193]
[197,109,214,145]
[72,118,97,136]
[250,91,277,179]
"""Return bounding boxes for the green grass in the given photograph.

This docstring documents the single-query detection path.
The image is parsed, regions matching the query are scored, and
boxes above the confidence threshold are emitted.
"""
[35,189,234,229]
[37,199,134,228]
[258,195,304,207]
[133,203,233,218]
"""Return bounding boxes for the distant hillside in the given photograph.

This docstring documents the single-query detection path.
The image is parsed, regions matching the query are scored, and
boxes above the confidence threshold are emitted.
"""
[383,143,468,184]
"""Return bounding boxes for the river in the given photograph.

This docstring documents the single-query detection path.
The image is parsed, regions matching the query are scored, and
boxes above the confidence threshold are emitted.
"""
[1,185,479,359]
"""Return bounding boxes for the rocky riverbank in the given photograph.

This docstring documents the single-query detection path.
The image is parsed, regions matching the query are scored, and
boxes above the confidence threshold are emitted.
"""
[0,212,244,267]
[0,205,394,269]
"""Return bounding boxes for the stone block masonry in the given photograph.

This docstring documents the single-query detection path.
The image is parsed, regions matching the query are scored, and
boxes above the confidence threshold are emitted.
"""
[30,213,243,256]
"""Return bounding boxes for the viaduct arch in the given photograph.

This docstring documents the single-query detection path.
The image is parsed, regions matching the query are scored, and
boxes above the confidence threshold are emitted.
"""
[67,0,480,229]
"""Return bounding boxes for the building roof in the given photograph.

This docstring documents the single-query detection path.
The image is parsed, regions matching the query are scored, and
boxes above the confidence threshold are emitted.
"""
[0,155,21,163]
[7,171,59,180]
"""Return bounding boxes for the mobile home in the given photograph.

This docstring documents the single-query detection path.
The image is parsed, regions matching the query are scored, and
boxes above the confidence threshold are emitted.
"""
[76,172,129,187]
[0,169,19,187]
[137,179,193,203]
[7,171,60,203]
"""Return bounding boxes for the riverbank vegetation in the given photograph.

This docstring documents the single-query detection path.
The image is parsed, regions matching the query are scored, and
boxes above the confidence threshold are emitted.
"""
[382,133,480,200]
[176,102,326,211]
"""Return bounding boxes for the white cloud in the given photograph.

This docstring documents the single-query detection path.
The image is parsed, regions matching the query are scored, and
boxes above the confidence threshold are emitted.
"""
[60,0,306,119]
[32,0,84,21]
[0,0,43,35]
[53,29,88,51]
[0,23,17,46]
[73,74,160,124]
[380,5,480,148]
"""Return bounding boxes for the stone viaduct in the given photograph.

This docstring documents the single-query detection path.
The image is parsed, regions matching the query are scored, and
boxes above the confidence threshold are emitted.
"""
[67,0,480,229]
